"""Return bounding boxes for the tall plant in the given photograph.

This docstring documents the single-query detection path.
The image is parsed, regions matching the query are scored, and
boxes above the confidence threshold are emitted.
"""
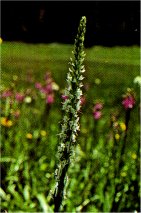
[53,16,86,212]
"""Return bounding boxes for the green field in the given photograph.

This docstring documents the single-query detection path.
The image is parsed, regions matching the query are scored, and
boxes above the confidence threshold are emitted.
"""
[1,42,140,212]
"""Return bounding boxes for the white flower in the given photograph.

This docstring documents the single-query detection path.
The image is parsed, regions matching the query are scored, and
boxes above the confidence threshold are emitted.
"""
[24,96,32,103]
[52,82,59,91]
[133,76,141,86]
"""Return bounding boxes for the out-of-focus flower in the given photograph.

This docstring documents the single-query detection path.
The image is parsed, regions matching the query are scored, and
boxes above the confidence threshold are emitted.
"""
[120,122,126,131]
[40,130,47,137]
[1,90,13,98]
[46,94,54,104]
[35,72,57,105]
[24,96,32,104]
[131,153,137,160]
[15,93,25,103]
[1,117,13,127]
[122,89,136,110]
[93,103,103,111]
[45,84,53,93]
[40,87,47,94]
[52,82,59,91]
[133,76,141,86]
[122,95,135,110]
[115,133,120,140]
[26,133,33,139]
[93,102,103,120]
[95,78,101,85]
[93,111,102,120]
[35,82,42,89]
[0,38,3,44]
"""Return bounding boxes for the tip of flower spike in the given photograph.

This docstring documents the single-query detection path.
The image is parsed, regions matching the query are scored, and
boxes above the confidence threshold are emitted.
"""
[81,16,86,22]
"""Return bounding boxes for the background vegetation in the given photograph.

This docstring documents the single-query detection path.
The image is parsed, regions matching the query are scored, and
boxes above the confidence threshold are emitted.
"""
[1,42,140,212]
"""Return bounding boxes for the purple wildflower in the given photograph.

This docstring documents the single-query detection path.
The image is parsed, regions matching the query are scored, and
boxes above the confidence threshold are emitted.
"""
[45,84,53,94]
[1,90,13,98]
[46,94,54,104]
[93,111,102,120]
[93,102,103,120]
[15,93,25,103]
[93,103,103,111]
[35,82,42,89]
[122,95,135,110]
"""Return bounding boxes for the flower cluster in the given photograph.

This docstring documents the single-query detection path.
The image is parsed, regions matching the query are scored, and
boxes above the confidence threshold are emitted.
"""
[93,102,103,120]
[58,16,86,155]
[35,72,59,104]
[122,88,135,110]
[53,16,86,211]
[15,92,25,103]
[1,89,25,103]
[1,89,13,98]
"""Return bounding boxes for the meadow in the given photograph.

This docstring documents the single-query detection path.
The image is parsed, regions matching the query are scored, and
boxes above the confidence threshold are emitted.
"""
[1,41,140,212]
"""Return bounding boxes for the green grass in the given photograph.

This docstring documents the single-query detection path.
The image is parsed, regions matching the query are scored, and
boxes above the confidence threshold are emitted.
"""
[1,42,140,212]
[2,42,140,103]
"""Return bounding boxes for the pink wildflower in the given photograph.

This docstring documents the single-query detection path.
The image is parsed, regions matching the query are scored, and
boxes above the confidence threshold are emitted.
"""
[40,87,47,94]
[93,111,102,120]
[122,95,135,110]
[35,82,42,89]
[93,103,103,111]
[45,84,53,94]
[15,93,25,103]
[46,94,54,104]
[1,90,13,98]
[92,102,103,120]
[40,84,53,95]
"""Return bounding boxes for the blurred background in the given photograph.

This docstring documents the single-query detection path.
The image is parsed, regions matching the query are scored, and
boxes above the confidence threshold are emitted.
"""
[2,1,140,47]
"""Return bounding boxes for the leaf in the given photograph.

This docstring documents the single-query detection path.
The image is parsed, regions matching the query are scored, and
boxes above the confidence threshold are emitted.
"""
[23,185,30,201]
[37,194,53,213]
[0,187,7,200]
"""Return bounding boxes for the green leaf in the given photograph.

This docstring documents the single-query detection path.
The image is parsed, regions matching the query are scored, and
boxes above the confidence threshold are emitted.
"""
[23,185,30,201]
[37,194,53,213]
